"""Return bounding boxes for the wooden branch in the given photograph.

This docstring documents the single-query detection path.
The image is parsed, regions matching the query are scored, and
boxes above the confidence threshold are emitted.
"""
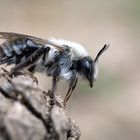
[0,68,80,140]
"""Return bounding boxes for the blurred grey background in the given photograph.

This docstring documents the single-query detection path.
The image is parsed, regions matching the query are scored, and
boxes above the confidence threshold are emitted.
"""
[0,0,140,139]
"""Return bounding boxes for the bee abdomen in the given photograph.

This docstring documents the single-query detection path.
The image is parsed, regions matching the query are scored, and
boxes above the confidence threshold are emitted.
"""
[0,39,39,65]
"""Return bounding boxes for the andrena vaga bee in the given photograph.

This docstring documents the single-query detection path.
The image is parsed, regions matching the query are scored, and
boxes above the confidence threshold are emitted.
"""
[0,32,109,105]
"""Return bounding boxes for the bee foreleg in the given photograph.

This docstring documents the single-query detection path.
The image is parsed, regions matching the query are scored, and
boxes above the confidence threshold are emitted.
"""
[64,72,78,106]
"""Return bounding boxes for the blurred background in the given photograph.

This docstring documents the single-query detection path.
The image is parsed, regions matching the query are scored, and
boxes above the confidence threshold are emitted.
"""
[0,0,140,139]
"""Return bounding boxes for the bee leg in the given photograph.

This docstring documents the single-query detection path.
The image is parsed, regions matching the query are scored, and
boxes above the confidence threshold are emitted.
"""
[28,65,36,73]
[51,76,58,93]
[48,64,61,106]
[10,47,49,76]
[64,74,78,106]
[24,70,39,84]
[50,64,61,94]
[49,76,58,106]
[11,47,48,73]
[27,65,38,84]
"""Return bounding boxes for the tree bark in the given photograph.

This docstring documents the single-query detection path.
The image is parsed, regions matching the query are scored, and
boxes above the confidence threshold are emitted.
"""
[0,68,80,140]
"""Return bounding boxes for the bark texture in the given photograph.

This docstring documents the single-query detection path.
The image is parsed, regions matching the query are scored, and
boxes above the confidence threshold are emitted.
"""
[0,68,80,140]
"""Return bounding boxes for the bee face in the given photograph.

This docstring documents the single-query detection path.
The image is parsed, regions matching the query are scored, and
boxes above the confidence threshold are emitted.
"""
[75,57,94,87]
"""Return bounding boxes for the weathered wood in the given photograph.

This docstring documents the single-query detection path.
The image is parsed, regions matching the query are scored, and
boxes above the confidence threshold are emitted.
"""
[0,68,80,140]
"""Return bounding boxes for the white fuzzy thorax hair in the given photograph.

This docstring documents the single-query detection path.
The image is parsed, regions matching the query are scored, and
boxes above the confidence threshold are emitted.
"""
[49,38,88,58]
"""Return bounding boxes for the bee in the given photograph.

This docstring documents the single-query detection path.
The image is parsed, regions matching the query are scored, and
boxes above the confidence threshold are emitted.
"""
[0,32,109,105]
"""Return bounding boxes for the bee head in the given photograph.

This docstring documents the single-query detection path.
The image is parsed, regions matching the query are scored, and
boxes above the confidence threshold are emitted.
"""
[74,44,109,88]
[75,57,94,88]
[82,57,95,87]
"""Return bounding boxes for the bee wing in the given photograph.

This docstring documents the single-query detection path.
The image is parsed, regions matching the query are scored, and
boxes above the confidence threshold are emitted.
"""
[0,32,64,51]
[0,32,64,65]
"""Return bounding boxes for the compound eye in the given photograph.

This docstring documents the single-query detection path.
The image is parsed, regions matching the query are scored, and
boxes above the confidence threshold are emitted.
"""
[85,60,91,73]
[82,59,92,75]
[82,59,93,87]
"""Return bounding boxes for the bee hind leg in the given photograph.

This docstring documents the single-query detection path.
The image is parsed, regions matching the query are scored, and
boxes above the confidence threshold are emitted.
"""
[27,65,38,83]
[10,47,47,73]
[28,65,36,73]
[10,47,49,83]
[10,68,38,84]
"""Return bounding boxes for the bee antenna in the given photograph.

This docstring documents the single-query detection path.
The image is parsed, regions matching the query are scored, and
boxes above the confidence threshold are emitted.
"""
[94,44,109,62]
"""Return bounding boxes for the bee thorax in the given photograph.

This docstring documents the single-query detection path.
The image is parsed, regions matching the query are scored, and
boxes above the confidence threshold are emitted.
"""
[49,39,88,58]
